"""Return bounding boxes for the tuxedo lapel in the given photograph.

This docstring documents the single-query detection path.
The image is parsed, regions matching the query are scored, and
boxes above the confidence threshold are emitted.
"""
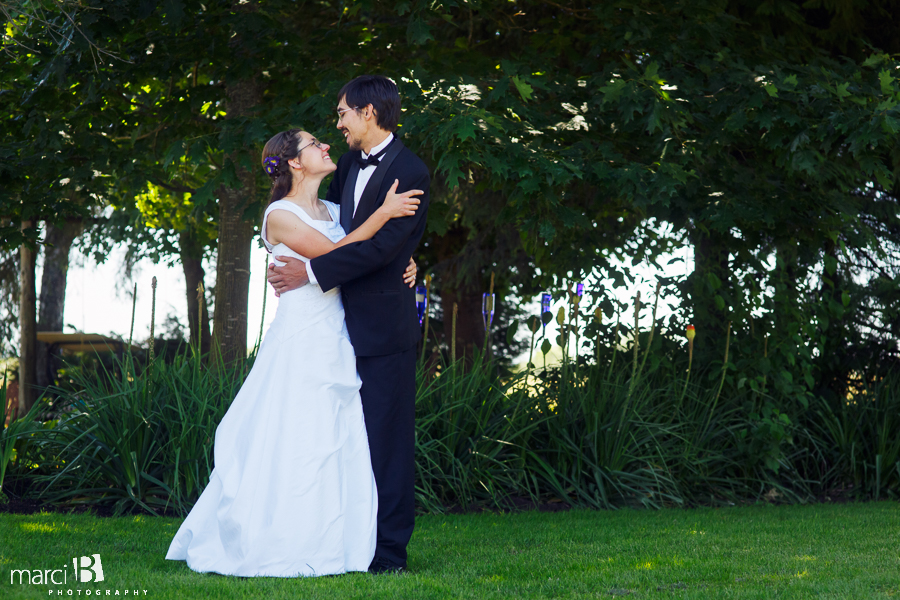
[340,161,359,234]
[350,139,405,230]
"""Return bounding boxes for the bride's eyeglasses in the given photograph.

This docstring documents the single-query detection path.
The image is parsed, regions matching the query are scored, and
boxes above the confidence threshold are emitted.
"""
[297,138,325,153]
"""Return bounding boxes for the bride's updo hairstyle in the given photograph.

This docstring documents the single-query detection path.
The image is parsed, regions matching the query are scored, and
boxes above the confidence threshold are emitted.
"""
[262,129,304,205]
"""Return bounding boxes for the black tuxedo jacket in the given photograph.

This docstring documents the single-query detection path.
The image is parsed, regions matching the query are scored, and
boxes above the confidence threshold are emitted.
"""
[309,138,430,357]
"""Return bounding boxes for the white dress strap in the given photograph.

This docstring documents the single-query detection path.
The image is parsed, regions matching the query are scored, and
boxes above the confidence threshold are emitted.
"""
[261,200,319,252]
[322,200,341,224]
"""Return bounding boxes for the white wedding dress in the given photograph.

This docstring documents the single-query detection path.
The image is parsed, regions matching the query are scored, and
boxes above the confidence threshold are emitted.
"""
[166,199,377,577]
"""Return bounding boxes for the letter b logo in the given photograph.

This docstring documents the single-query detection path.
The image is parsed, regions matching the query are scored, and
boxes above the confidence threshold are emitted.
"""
[74,554,104,583]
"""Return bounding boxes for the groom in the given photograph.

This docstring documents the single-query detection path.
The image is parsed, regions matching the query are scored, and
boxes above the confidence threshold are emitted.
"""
[267,75,430,574]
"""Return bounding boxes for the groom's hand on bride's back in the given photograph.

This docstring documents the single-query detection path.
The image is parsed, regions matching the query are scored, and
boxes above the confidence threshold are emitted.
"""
[267,256,309,297]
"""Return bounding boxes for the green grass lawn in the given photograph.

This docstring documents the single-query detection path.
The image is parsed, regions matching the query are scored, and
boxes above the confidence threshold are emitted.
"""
[2,502,899,599]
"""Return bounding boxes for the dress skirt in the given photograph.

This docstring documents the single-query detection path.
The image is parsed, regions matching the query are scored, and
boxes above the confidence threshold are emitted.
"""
[166,281,377,577]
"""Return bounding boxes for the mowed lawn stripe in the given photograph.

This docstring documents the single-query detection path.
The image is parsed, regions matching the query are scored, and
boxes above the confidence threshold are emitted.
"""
[2,502,898,599]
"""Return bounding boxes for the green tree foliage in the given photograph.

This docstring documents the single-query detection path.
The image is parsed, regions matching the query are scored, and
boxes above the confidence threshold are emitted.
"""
[1,0,898,395]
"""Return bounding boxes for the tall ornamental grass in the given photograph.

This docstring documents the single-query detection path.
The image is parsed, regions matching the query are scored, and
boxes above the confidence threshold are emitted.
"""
[2,347,898,515]
[798,371,900,502]
[24,350,249,516]
[411,347,900,512]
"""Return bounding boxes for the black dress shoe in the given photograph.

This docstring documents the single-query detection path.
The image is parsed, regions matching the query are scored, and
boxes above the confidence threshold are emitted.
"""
[368,557,406,575]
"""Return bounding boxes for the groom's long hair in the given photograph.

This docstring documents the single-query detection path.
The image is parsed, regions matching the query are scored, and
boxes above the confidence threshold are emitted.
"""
[262,129,304,205]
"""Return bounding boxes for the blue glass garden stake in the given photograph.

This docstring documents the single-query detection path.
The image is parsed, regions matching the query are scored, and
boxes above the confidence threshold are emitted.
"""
[482,293,495,330]
[415,285,428,326]
[541,292,552,332]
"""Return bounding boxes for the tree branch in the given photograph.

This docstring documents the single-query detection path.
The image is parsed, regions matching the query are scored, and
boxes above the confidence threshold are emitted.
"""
[109,124,166,143]
[149,177,197,195]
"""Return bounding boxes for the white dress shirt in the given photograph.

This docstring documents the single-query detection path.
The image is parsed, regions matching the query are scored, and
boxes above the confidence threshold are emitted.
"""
[307,133,394,285]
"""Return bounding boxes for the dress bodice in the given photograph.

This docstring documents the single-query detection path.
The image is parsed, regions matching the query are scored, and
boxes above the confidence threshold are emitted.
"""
[262,199,346,260]
[261,200,347,336]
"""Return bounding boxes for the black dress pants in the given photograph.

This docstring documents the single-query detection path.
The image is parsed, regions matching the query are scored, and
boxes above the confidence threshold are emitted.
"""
[356,346,417,568]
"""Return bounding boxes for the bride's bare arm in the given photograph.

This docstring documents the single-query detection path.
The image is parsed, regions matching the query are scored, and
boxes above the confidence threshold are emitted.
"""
[267,180,421,260]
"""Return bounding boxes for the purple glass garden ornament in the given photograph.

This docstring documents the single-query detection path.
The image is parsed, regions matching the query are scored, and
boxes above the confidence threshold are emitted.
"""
[541,292,551,314]
[415,285,428,326]
[541,292,552,332]
[576,283,584,297]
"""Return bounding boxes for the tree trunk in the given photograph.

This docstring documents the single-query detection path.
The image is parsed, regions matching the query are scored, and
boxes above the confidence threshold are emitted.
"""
[440,283,486,361]
[211,76,263,365]
[18,222,37,417]
[180,228,211,355]
[36,219,82,390]
[815,239,846,398]
[434,226,487,362]
[773,239,800,340]
[688,227,730,360]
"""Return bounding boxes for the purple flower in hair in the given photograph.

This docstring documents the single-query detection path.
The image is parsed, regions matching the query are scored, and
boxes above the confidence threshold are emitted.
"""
[264,156,281,176]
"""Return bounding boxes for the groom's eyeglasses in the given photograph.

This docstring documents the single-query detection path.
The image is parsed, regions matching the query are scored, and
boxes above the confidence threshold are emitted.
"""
[297,138,325,153]
[336,106,360,122]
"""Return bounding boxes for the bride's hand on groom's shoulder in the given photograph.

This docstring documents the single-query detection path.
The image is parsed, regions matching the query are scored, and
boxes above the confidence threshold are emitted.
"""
[379,179,422,219]
[267,257,309,297]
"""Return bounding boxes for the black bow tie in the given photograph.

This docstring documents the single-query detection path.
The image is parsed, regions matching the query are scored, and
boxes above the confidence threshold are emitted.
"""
[355,138,394,169]
[356,154,381,169]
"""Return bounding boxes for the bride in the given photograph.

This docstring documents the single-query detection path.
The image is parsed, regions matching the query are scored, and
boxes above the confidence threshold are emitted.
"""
[165,128,422,577]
